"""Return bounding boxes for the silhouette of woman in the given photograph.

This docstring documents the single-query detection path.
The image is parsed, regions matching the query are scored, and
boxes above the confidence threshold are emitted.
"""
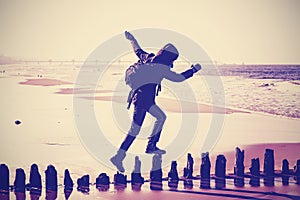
[110,31,201,172]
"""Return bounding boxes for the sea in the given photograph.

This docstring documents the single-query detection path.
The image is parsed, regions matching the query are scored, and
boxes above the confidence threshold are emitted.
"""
[160,63,300,119]
[218,64,300,80]
[216,64,300,119]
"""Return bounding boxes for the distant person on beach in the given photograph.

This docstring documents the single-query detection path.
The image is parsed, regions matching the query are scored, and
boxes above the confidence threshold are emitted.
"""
[110,31,202,172]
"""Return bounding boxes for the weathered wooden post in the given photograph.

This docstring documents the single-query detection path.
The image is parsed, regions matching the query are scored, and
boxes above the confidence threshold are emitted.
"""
[263,149,274,186]
[168,161,179,189]
[215,155,226,189]
[77,175,90,193]
[234,147,245,187]
[0,164,9,200]
[183,179,193,189]
[150,154,163,191]
[294,159,300,185]
[183,153,194,179]
[114,172,127,185]
[114,172,127,191]
[64,169,73,190]
[200,152,211,189]
[96,173,110,191]
[249,158,260,186]
[45,165,58,191]
[45,165,58,200]
[64,169,73,199]
[14,168,26,200]
[131,156,144,191]
[183,153,194,189]
[14,168,26,193]
[281,159,289,186]
[28,164,42,196]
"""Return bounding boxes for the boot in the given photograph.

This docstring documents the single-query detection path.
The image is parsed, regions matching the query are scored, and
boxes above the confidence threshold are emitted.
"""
[145,133,166,154]
[110,149,126,172]
[146,143,166,154]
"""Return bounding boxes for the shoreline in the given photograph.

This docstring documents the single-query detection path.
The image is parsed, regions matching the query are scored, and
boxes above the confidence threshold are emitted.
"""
[15,77,300,120]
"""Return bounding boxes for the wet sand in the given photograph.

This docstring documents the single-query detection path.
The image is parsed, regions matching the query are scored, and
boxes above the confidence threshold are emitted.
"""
[0,72,299,199]
[19,78,72,86]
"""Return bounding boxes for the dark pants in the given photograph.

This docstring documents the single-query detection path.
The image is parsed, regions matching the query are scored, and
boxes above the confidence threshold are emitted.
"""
[120,104,166,151]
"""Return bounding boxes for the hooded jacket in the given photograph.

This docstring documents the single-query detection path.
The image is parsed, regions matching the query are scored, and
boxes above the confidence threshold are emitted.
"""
[131,43,194,110]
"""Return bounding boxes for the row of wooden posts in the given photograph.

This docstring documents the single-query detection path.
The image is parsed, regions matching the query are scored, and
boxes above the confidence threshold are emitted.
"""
[0,148,300,198]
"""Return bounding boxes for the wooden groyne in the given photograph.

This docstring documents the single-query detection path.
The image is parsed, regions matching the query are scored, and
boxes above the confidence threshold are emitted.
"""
[0,148,299,199]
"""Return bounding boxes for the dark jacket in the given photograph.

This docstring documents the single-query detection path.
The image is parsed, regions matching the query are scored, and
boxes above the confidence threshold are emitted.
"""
[132,44,194,110]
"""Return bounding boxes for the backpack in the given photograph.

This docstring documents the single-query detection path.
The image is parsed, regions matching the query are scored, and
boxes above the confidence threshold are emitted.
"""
[125,63,161,109]
[125,64,142,90]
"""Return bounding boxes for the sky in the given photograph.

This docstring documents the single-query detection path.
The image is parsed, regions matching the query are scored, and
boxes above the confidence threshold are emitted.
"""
[0,0,299,64]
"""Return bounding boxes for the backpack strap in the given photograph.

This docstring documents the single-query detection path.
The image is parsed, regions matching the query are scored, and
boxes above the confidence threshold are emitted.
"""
[156,84,161,96]
[127,89,136,110]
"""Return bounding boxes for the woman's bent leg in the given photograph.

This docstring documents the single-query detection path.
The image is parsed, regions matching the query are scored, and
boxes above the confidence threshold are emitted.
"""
[120,106,147,151]
[146,104,167,154]
[111,106,146,172]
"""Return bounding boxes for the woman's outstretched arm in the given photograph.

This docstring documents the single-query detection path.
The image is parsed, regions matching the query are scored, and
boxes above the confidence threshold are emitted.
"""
[164,64,201,82]
[125,31,141,52]
[125,31,149,60]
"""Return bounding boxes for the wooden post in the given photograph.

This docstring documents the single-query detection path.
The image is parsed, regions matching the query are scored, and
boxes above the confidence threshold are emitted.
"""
[64,169,73,190]
[150,154,163,191]
[183,179,193,189]
[183,153,194,189]
[215,155,226,189]
[96,173,110,191]
[168,161,179,189]
[294,159,300,185]
[234,147,245,187]
[249,158,260,186]
[131,156,144,191]
[64,169,73,199]
[28,164,42,196]
[13,168,26,200]
[14,168,26,193]
[0,164,9,200]
[200,152,211,189]
[77,175,90,193]
[45,165,58,200]
[114,172,127,191]
[0,164,9,191]
[45,165,58,191]
[281,159,289,186]
[263,149,274,186]
[183,153,194,179]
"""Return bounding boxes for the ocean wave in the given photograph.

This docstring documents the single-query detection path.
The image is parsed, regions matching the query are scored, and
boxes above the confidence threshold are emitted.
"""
[218,65,300,81]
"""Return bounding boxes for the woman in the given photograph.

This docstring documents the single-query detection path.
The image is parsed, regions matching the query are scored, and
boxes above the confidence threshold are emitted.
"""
[110,31,201,172]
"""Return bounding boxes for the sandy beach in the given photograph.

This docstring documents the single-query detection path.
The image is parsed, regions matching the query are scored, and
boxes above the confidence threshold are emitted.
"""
[0,63,299,199]
[1,0,300,199]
